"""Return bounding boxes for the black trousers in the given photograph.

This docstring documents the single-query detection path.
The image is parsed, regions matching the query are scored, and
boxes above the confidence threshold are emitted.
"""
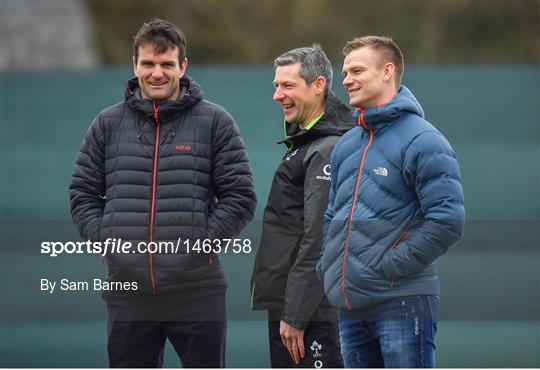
[106,288,226,368]
[107,319,226,368]
[268,306,343,368]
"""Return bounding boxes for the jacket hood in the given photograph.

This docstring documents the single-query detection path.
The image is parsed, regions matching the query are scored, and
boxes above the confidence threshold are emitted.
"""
[125,75,204,119]
[281,91,355,147]
[354,85,425,129]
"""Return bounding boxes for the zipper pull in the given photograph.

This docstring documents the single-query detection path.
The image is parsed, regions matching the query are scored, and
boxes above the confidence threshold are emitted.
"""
[358,110,368,129]
[152,102,159,123]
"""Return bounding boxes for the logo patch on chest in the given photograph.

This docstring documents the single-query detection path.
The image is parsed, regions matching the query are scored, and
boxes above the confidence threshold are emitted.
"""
[285,148,299,161]
[175,144,192,152]
[373,167,388,176]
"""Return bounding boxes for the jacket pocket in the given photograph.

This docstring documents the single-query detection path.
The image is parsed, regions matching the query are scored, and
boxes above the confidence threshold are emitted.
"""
[386,230,408,287]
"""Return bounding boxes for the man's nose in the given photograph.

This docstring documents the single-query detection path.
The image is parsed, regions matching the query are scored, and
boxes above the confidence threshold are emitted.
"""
[343,75,353,87]
[273,88,285,102]
[152,66,164,78]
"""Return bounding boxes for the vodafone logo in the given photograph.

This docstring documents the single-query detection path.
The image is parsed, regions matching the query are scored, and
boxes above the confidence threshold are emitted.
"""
[323,165,331,176]
[316,164,331,181]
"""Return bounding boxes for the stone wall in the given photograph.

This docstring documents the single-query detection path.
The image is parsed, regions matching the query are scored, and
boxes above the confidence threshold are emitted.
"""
[1,0,99,70]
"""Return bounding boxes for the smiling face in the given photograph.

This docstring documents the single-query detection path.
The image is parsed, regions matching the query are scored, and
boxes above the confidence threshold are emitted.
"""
[272,63,325,128]
[342,46,396,110]
[133,43,188,103]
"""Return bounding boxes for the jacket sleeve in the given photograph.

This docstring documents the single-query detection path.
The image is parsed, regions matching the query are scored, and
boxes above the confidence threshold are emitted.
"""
[282,139,336,330]
[316,145,338,282]
[377,130,465,280]
[207,110,257,240]
[69,116,106,241]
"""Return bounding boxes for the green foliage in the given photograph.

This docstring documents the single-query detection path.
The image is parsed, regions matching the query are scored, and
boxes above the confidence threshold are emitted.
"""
[87,0,540,65]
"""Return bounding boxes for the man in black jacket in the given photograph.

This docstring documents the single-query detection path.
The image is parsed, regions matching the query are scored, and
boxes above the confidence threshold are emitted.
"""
[251,45,354,368]
[69,18,256,368]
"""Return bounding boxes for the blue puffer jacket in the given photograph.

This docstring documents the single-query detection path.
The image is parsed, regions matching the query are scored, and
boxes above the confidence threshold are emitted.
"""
[316,86,465,311]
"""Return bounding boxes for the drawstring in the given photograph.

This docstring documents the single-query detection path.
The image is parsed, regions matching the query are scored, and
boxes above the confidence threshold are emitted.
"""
[136,116,143,140]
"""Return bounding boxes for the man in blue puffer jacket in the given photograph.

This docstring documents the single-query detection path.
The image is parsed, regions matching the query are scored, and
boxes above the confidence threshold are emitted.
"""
[316,36,465,368]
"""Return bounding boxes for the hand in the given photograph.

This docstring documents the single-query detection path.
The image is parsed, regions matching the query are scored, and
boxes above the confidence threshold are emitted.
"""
[279,320,305,365]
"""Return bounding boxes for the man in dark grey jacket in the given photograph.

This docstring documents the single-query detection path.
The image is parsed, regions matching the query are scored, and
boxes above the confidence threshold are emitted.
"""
[251,45,354,368]
[69,18,256,368]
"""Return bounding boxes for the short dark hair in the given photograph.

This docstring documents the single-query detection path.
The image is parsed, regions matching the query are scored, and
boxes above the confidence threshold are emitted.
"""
[274,44,333,98]
[343,36,404,88]
[133,18,187,64]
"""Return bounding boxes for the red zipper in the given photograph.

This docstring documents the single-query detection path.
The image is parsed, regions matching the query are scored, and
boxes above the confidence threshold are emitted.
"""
[148,102,160,294]
[388,231,408,287]
[340,110,373,310]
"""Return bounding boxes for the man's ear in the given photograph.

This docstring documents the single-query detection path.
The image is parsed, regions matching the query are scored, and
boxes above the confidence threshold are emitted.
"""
[133,56,138,77]
[179,58,189,78]
[314,76,326,95]
[383,63,395,83]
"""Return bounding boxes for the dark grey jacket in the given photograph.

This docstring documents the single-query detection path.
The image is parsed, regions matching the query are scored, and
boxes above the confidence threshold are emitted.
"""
[250,93,354,329]
[70,76,256,296]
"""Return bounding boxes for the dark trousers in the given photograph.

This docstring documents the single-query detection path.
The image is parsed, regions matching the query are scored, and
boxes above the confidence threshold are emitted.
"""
[107,319,226,368]
[268,306,343,368]
[106,288,226,368]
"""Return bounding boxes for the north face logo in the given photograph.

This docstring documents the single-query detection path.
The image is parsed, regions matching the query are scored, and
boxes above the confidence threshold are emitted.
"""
[373,167,388,176]
[176,145,192,151]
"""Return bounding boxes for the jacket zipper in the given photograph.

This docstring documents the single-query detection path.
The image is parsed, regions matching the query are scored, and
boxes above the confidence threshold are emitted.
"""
[250,282,256,309]
[388,231,408,287]
[148,102,160,294]
[340,110,373,310]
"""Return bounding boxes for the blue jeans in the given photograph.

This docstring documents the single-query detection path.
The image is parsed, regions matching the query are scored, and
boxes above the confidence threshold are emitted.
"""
[338,295,439,368]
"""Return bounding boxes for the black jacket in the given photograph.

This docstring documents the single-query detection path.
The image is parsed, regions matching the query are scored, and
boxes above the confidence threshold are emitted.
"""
[69,76,256,296]
[250,93,354,329]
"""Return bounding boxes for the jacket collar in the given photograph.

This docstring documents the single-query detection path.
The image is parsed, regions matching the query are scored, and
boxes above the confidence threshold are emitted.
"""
[353,85,425,132]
